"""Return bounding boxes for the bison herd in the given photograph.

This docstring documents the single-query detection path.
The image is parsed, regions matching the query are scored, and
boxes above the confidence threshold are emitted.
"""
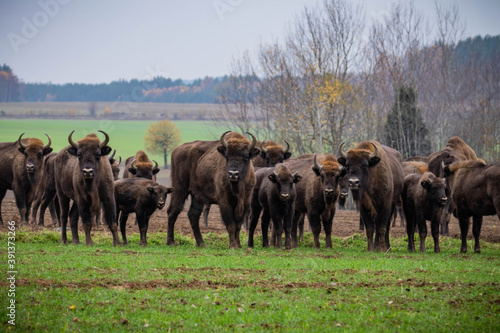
[0,131,498,253]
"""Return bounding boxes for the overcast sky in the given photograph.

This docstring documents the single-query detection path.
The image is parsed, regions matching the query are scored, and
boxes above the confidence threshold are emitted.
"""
[1,0,499,84]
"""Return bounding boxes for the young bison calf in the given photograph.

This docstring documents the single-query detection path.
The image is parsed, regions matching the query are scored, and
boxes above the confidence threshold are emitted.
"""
[248,164,301,249]
[402,172,447,253]
[114,178,173,246]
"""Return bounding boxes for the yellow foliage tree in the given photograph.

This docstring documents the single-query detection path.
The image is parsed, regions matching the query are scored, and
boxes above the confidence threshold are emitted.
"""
[144,120,182,169]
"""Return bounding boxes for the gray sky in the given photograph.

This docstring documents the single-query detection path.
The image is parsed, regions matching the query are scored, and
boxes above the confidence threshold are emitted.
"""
[1,0,499,84]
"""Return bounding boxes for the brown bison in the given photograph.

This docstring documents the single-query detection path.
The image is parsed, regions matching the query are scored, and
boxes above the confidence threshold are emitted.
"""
[0,134,53,225]
[167,131,260,248]
[444,160,499,253]
[123,150,159,180]
[31,152,60,226]
[402,172,447,253]
[248,164,301,249]
[338,141,404,251]
[428,137,478,236]
[284,154,345,248]
[55,131,121,246]
[115,178,173,246]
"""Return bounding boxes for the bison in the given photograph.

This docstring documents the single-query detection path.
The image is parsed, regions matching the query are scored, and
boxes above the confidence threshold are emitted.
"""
[55,130,121,246]
[284,154,345,248]
[31,152,60,226]
[248,164,301,249]
[338,141,404,251]
[115,178,173,246]
[427,136,478,236]
[402,172,447,253]
[444,160,499,253]
[0,134,53,225]
[123,150,159,180]
[167,131,260,248]
[109,150,122,181]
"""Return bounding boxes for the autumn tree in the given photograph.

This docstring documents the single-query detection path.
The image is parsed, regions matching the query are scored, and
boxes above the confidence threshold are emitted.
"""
[144,120,182,169]
[0,64,22,102]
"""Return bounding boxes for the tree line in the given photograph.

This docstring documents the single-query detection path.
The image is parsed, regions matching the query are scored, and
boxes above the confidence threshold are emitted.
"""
[214,0,500,163]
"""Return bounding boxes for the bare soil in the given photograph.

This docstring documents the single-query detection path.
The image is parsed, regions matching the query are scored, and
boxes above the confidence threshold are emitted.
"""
[1,197,499,243]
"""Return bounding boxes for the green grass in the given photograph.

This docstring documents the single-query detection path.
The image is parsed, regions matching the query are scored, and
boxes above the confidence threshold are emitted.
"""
[0,119,224,168]
[1,230,499,332]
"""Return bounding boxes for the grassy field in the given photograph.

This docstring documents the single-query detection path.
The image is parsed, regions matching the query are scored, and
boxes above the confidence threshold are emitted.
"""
[0,119,223,170]
[1,231,499,331]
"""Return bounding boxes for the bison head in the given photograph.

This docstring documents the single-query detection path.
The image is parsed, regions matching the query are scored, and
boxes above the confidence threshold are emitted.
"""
[146,184,174,210]
[217,131,260,183]
[108,150,121,181]
[337,142,380,200]
[68,130,112,181]
[128,159,159,180]
[17,133,53,177]
[338,175,349,207]
[312,154,346,203]
[268,163,301,202]
[420,172,447,207]
[259,140,292,167]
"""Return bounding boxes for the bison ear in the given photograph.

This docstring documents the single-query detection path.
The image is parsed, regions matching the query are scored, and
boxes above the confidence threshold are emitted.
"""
[284,152,292,160]
[217,146,226,156]
[420,179,430,190]
[250,148,260,159]
[337,157,346,166]
[268,173,278,183]
[293,173,302,183]
[128,167,137,175]
[146,186,155,194]
[101,146,112,156]
[153,168,160,175]
[369,156,381,167]
[260,150,267,159]
[18,147,27,155]
[167,187,174,194]
[43,147,53,155]
[68,147,78,156]
[339,167,347,178]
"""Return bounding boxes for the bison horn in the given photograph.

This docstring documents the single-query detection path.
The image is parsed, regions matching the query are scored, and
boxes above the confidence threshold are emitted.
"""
[260,141,268,153]
[68,130,78,148]
[153,160,159,169]
[43,134,52,150]
[109,149,116,161]
[17,133,28,150]
[131,159,137,169]
[283,140,290,154]
[246,132,257,150]
[118,156,122,165]
[220,131,231,148]
[313,154,323,170]
[369,142,378,159]
[98,130,110,148]
[338,142,347,159]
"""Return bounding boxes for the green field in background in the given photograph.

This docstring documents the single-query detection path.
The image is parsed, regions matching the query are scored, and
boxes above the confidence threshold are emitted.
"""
[0,119,224,167]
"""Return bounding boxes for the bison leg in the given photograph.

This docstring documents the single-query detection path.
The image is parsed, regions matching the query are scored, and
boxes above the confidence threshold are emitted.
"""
[457,212,470,253]
[99,187,121,246]
[58,195,71,245]
[298,215,305,243]
[69,203,80,244]
[13,186,28,226]
[308,213,322,249]
[431,214,440,253]
[166,192,188,246]
[31,190,42,226]
[283,209,294,250]
[405,215,416,252]
[247,204,262,248]
[270,213,283,249]
[260,210,271,247]
[359,217,365,231]
[119,210,129,245]
[360,213,375,251]
[39,188,57,226]
[417,216,427,253]
[321,210,335,249]
[291,212,302,248]
[472,215,482,254]
[187,196,206,247]
[137,210,148,247]
[0,187,6,225]
[202,204,211,227]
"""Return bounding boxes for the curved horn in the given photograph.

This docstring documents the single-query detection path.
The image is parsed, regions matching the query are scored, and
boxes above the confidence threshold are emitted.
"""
[118,156,122,165]
[283,140,290,154]
[338,142,347,159]
[220,131,231,148]
[313,154,322,170]
[17,133,27,150]
[153,160,159,169]
[43,134,52,150]
[246,132,257,150]
[68,130,78,148]
[369,142,378,159]
[109,149,116,160]
[98,130,110,148]
[131,158,137,169]
[260,141,268,153]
